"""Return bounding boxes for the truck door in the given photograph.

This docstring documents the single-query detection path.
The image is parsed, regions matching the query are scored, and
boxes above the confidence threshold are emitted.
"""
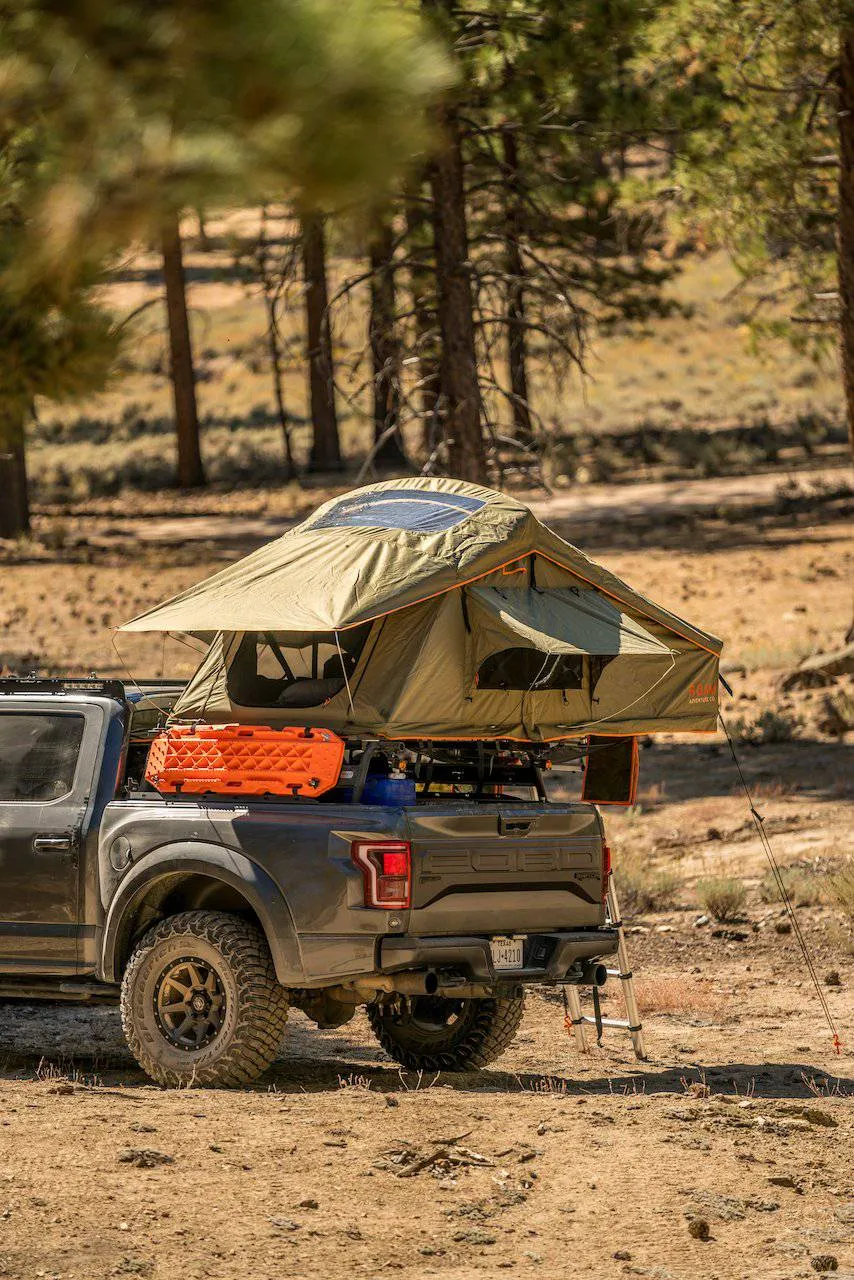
[0,705,98,973]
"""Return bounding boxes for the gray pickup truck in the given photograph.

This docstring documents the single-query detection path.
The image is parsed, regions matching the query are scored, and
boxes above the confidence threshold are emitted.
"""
[0,678,617,1087]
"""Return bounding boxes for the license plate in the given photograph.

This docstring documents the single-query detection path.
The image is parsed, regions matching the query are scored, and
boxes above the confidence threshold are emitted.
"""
[490,935,526,970]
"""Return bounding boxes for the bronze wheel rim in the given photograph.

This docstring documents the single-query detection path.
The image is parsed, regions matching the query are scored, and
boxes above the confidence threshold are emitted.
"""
[154,956,226,1051]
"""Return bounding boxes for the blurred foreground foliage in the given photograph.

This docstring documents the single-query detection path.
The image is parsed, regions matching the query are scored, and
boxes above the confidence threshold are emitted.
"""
[0,0,448,289]
[0,0,448,466]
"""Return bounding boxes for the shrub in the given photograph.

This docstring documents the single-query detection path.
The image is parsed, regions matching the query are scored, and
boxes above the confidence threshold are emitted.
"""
[697,876,747,922]
[729,709,800,745]
[758,866,824,908]
[615,851,679,915]
[828,864,854,922]
[825,921,854,957]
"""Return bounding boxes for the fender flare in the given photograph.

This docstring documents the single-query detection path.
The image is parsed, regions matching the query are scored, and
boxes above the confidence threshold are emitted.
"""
[100,842,303,986]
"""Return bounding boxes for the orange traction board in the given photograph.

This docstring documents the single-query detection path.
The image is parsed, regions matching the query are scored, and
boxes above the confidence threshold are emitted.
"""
[145,724,345,797]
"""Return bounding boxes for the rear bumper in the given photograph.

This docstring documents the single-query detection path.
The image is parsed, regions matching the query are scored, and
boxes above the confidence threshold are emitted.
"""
[379,929,618,984]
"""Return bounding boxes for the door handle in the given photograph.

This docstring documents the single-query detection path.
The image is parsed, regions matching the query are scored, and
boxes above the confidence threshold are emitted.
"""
[32,834,72,853]
[498,817,536,835]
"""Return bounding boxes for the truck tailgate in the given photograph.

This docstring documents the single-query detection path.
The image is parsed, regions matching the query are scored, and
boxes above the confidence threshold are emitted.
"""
[404,803,605,935]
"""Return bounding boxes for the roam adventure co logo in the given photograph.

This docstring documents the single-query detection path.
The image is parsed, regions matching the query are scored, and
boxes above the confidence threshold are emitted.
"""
[688,681,716,704]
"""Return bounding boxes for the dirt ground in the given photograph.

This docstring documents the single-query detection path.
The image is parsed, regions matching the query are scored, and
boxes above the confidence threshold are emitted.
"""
[0,906,851,1280]
[0,469,852,1279]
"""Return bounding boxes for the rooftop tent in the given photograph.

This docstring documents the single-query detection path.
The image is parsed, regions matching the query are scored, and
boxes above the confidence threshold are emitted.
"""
[120,478,723,740]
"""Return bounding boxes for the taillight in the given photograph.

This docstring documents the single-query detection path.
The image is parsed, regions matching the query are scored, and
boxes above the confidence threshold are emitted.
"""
[602,843,611,903]
[351,840,411,909]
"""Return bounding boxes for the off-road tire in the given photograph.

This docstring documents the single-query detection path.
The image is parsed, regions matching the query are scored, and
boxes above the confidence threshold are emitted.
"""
[366,994,525,1072]
[120,910,288,1088]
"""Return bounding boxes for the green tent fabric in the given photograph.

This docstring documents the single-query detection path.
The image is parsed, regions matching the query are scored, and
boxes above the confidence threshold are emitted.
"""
[120,478,723,740]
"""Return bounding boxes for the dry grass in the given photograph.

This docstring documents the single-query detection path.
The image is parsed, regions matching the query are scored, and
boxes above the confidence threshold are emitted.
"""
[636,780,667,810]
[758,865,825,908]
[613,849,680,916]
[633,975,727,1019]
[828,863,854,921]
[825,921,854,958]
[696,875,747,922]
[743,779,788,801]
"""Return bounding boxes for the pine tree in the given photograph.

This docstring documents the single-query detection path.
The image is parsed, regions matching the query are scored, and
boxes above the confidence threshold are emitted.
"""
[421,0,487,484]
[302,212,342,472]
[404,181,442,454]
[368,211,408,469]
[161,214,205,488]
[336,0,671,483]
[642,0,854,458]
[458,0,673,461]
[429,92,488,484]
[0,1,448,279]
[0,135,117,536]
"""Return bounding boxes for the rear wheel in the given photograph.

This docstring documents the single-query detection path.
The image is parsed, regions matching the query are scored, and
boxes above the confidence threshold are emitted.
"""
[120,910,288,1087]
[366,993,525,1072]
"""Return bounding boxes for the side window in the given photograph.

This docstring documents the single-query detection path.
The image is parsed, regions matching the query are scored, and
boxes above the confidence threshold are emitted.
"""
[0,713,85,802]
[477,648,584,692]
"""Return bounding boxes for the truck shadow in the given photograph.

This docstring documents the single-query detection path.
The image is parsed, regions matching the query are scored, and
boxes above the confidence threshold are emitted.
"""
[263,1056,853,1101]
[0,1045,849,1104]
[0,1004,849,1100]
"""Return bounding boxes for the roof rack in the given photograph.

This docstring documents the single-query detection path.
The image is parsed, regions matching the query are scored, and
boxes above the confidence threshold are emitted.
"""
[0,676,128,700]
[0,676,188,702]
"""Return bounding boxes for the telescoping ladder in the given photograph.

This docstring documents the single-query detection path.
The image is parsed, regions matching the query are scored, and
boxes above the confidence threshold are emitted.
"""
[564,870,646,1061]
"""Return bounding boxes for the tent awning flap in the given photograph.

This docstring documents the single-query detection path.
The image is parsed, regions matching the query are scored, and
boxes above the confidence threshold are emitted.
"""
[466,585,671,657]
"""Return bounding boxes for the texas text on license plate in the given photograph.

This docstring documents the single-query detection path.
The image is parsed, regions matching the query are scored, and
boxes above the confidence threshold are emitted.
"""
[490,935,526,970]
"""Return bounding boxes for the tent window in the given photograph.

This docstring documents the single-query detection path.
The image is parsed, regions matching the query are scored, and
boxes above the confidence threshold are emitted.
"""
[227,626,371,709]
[477,648,584,692]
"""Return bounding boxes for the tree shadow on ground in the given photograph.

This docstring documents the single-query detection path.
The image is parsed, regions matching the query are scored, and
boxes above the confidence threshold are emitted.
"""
[550,739,853,807]
[544,486,853,557]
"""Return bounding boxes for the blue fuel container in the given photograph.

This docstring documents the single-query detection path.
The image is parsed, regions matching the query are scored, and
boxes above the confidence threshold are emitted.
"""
[362,774,416,806]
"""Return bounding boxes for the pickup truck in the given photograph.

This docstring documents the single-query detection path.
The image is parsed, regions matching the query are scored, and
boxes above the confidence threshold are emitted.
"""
[0,678,617,1087]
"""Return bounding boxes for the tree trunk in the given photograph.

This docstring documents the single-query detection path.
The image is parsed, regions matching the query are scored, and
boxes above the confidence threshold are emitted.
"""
[838,27,854,463]
[302,211,342,472]
[405,184,441,455]
[425,47,486,484]
[264,292,296,478]
[369,214,407,469]
[0,412,30,539]
[162,214,205,488]
[501,125,535,444]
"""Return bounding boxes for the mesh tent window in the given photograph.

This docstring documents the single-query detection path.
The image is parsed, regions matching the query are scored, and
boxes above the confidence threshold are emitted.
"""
[476,649,585,691]
[226,626,371,709]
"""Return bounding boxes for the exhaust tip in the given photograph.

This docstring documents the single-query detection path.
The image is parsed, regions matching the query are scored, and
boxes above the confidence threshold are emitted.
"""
[424,971,439,995]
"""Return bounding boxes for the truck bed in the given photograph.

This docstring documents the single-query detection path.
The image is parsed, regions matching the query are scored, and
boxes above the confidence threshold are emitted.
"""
[98,794,608,987]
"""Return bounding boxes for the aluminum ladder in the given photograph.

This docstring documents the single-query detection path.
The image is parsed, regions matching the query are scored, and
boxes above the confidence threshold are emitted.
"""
[564,870,646,1061]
